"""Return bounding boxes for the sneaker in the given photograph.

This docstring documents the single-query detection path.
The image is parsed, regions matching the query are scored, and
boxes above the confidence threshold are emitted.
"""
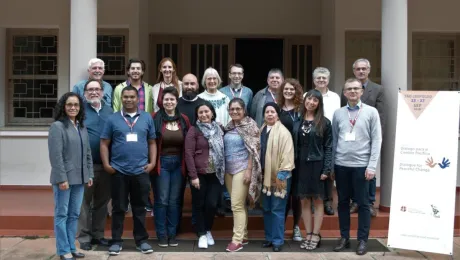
[108,244,122,255]
[242,239,249,245]
[350,202,359,214]
[206,231,215,245]
[145,206,152,212]
[292,225,302,242]
[136,242,153,254]
[198,235,208,249]
[168,236,178,247]
[226,242,243,252]
[158,237,168,248]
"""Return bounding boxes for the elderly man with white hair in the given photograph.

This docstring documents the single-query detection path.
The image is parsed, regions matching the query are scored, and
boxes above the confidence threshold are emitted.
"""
[72,58,113,105]
[198,67,231,125]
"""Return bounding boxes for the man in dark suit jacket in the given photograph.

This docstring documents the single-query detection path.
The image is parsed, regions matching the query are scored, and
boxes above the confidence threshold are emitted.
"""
[340,59,385,217]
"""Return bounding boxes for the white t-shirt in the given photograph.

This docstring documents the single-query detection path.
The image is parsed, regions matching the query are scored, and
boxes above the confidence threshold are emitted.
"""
[198,90,231,125]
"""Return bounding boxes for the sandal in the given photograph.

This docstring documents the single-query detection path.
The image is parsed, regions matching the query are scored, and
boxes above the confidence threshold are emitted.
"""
[305,233,321,251]
[300,232,312,249]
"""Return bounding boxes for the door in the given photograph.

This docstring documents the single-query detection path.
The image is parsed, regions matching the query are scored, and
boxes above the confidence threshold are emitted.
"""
[285,36,320,91]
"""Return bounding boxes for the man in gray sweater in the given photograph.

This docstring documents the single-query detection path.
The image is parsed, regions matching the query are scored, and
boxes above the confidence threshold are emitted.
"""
[332,78,382,256]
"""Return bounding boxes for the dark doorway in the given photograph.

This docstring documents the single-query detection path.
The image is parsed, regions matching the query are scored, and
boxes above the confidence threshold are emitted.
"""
[234,39,284,94]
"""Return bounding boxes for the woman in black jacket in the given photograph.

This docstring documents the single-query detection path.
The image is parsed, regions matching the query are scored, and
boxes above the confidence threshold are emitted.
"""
[293,89,332,251]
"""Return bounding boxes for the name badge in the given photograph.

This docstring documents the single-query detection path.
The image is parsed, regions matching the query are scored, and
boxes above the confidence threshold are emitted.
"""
[126,132,138,142]
[345,131,356,142]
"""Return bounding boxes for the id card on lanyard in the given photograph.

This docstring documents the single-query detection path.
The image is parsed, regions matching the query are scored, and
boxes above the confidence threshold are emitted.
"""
[230,87,244,99]
[345,107,361,142]
[121,111,139,142]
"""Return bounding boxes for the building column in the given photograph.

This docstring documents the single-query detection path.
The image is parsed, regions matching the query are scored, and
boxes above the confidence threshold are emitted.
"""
[380,0,408,210]
[0,28,6,127]
[70,0,97,89]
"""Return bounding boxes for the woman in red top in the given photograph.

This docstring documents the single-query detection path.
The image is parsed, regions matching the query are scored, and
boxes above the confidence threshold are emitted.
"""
[151,87,190,248]
[184,101,225,249]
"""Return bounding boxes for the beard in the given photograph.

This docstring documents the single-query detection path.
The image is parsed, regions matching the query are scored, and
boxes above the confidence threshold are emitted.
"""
[183,89,198,100]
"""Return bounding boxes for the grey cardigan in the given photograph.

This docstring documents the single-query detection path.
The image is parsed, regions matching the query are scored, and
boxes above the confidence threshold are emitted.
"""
[48,120,94,185]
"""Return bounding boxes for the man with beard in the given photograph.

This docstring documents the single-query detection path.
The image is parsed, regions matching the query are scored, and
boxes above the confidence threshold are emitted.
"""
[178,73,206,124]
[77,79,113,251]
[250,69,284,127]
[113,58,154,113]
[220,64,253,111]
[72,58,113,105]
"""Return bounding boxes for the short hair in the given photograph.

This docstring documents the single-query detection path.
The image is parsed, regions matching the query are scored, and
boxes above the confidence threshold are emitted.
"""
[87,58,105,70]
[121,85,139,97]
[201,67,222,88]
[126,58,146,75]
[161,86,179,101]
[352,58,371,70]
[228,98,248,117]
[229,64,244,73]
[312,67,331,80]
[83,79,102,91]
[267,68,284,79]
[344,77,362,87]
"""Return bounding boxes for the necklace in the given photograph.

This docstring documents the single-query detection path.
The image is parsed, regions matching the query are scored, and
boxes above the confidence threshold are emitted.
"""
[301,120,313,136]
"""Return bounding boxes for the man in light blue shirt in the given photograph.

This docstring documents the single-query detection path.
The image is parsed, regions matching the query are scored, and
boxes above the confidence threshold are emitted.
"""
[72,58,113,105]
[220,64,253,111]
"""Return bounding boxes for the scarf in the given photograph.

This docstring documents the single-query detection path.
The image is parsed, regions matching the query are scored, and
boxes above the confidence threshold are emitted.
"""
[196,121,225,185]
[224,116,262,208]
[153,108,187,138]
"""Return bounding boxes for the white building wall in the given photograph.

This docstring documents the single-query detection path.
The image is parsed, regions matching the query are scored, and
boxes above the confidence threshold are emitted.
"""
[1,0,460,185]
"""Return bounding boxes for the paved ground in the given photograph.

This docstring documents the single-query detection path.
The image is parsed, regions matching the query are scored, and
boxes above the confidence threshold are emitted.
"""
[1,237,459,259]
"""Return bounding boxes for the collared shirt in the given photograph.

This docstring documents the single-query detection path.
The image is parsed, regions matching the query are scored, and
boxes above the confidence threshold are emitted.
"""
[346,100,362,119]
[362,80,369,89]
[126,80,145,111]
[101,110,156,175]
[220,85,253,111]
[321,89,341,122]
[84,101,113,164]
[265,87,276,104]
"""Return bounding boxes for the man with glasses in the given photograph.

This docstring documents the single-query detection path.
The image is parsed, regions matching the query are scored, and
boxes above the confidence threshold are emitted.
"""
[220,64,253,111]
[340,58,385,217]
[332,78,382,255]
[77,80,114,251]
[72,58,113,106]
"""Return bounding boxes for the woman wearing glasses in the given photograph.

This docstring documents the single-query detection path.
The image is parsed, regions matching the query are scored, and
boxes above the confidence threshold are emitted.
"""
[49,92,94,259]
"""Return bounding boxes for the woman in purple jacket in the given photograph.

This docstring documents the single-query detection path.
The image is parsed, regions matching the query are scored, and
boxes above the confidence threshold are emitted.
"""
[184,101,225,249]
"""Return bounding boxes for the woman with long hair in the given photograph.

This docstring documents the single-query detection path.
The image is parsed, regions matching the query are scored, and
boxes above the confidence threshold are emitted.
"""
[184,102,225,249]
[293,89,332,251]
[259,102,295,252]
[151,87,190,248]
[276,78,304,242]
[223,98,262,252]
[48,92,93,259]
[152,58,182,112]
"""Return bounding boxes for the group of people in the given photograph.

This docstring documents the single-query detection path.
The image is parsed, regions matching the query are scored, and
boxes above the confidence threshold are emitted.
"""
[48,56,384,259]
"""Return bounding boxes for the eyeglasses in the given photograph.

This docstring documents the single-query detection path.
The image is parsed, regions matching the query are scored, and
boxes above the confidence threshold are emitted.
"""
[345,87,362,92]
[230,72,243,76]
[65,103,80,108]
[85,88,102,93]
[229,107,243,112]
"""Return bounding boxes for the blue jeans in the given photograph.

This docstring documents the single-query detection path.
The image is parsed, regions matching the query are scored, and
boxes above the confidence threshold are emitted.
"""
[152,155,184,239]
[53,184,84,256]
[335,165,370,241]
[262,178,291,246]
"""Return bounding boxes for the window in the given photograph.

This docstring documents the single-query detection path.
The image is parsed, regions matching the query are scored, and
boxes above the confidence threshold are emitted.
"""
[412,34,457,91]
[97,29,129,89]
[345,31,381,84]
[7,29,59,126]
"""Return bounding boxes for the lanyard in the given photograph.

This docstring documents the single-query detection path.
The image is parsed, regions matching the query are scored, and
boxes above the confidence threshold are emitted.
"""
[347,107,361,132]
[121,111,139,132]
[286,110,298,122]
[268,89,277,104]
[230,87,244,98]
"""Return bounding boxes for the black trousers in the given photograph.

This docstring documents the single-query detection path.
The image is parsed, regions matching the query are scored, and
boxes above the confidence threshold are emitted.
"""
[335,165,370,242]
[111,172,150,245]
[323,178,334,205]
[190,173,222,236]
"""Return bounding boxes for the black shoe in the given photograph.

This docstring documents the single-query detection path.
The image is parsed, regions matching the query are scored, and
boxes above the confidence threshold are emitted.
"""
[272,245,282,252]
[80,242,91,251]
[225,200,232,212]
[158,237,168,248]
[168,236,178,247]
[216,208,226,217]
[91,238,110,246]
[262,241,273,248]
[324,205,335,215]
[333,238,350,252]
[356,240,368,255]
[71,252,85,258]
[59,256,74,260]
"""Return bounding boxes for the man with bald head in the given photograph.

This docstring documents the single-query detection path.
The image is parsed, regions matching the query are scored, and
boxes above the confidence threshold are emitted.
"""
[178,73,207,124]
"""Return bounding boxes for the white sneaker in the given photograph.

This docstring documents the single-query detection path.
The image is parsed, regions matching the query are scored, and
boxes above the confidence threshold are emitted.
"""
[206,231,215,245]
[198,235,208,249]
